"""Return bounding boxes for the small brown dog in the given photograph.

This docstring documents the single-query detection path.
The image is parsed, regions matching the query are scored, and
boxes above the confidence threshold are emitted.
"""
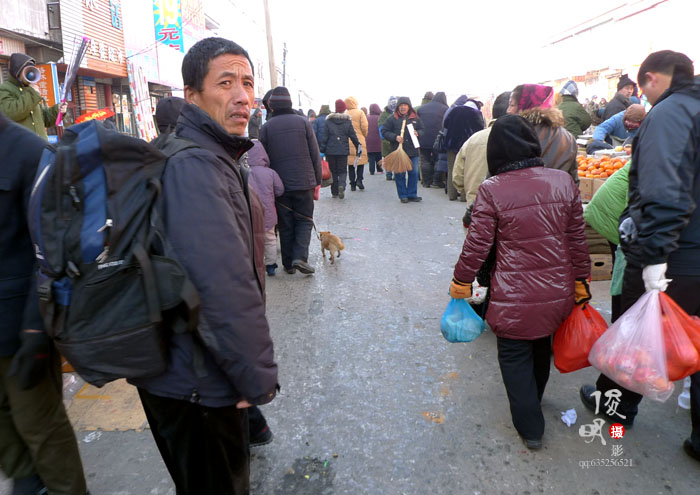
[320,231,344,264]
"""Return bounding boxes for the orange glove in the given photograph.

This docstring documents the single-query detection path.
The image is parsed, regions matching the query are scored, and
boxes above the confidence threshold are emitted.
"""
[575,279,592,305]
[450,278,472,299]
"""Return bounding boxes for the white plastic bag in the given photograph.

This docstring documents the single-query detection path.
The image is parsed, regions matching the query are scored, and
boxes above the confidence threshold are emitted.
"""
[588,290,674,402]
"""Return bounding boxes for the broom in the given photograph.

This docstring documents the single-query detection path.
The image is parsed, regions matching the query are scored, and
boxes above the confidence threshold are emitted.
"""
[383,118,413,173]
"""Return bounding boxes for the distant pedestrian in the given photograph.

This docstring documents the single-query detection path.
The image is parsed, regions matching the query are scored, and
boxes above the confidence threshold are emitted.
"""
[345,97,368,191]
[417,91,448,188]
[380,96,425,203]
[152,96,186,147]
[321,99,360,199]
[366,103,383,174]
[378,96,398,180]
[307,109,316,122]
[450,114,590,450]
[442,95,485,200]
[248,107,262,139]
[260,86,322,275]
[558,80,592,138]
[312,104,331,150]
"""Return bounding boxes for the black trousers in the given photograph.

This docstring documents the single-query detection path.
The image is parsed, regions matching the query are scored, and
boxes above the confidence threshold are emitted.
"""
[138,389,250,495]
[497,336,552,440]
[348,164,364,187]
[419,148,437,185]
[326,155,347,195]
[595,264,700,448]
[275,189,315,269]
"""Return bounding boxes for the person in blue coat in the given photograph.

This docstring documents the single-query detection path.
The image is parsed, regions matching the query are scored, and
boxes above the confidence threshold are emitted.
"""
[587,104,646,154]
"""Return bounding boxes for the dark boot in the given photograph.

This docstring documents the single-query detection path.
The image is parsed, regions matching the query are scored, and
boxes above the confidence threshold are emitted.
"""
[12,475,46,495]
[356,165,365,190]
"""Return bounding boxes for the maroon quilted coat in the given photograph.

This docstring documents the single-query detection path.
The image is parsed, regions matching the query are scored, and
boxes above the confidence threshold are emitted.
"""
[453,167,590,340]
[366,103,382,153]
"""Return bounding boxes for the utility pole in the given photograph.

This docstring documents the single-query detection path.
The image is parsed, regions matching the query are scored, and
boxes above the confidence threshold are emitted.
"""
[263,0,278,88]
[282,42,287,87]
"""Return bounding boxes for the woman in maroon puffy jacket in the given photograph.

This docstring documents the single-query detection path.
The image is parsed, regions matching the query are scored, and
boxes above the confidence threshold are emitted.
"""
[449,115,591,450]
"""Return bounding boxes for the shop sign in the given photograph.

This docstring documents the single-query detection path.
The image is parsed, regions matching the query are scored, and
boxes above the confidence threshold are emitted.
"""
[153,0,184,53]
[35,64,59,107]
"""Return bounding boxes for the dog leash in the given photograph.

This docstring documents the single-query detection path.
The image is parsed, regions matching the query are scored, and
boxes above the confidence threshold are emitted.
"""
[274,200,321,240]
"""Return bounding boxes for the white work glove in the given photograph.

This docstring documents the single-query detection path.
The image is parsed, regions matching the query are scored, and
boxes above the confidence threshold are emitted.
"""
[642,263,672,292]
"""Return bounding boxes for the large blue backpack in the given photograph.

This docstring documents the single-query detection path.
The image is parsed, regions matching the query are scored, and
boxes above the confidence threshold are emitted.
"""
[28,121,199,386]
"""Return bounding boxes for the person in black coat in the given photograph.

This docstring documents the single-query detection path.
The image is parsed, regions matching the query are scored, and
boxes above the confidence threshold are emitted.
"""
[381,96,425,203]
[312,104,331,151]
[417,91,448,188]
[248,107,262,139]
[0,111,88,494]
[260,86,322,275]
[601,74,635,121]
[320,99,360,199]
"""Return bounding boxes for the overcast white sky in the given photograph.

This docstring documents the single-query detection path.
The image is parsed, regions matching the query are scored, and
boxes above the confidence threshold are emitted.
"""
[266,0,618,108]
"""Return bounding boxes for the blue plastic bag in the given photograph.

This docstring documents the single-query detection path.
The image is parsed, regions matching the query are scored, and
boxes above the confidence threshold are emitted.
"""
[440,298,485,343]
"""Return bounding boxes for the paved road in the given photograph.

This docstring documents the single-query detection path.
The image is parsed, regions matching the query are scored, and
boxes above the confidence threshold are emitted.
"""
[2,172,698,494]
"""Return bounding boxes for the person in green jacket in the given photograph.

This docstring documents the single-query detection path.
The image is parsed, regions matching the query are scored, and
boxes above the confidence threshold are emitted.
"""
[0,53,65,141]
[583,161,631,320]
[558,80,592,138]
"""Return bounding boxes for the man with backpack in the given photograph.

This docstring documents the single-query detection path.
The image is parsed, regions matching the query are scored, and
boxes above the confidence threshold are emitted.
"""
[0,110,88,495]
[130,38,279,493]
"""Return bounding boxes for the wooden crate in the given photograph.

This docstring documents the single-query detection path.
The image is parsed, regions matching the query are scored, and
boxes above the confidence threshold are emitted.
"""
[590,253,613,281]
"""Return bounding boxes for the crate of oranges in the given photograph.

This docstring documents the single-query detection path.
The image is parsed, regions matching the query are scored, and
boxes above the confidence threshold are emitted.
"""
[577,155,627,179]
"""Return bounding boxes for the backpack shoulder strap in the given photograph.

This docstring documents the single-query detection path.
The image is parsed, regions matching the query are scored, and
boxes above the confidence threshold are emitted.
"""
[156,134,200,158]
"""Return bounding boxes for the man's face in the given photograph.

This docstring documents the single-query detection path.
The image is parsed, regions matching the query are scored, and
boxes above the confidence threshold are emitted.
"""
[507,94,519,115]
[398,103,409,115]
[619,84,635,98]
[640,72,673,106]
[185,54,254,135]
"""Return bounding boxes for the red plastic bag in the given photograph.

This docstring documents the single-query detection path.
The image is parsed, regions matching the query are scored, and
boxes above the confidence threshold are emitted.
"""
[553,304,608,373]
[589,290,674,402]
[322,159,331,180]
[659,293,700,381]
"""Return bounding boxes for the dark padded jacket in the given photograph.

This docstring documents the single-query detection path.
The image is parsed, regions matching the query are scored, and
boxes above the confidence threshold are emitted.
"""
[0,113,46,356]
[380,97,425,158]
[320,113,359,156]
[312,104,331,150]
[454,167,590,340]
[260,108,322,191]
[442,104,484,152]
[130,104,278,407]
[621,75,700,276]
[417,92,448,149]
[602,92,631,122]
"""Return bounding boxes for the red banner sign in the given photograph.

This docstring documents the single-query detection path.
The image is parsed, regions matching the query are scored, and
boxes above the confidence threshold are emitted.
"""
[75,108,116,123]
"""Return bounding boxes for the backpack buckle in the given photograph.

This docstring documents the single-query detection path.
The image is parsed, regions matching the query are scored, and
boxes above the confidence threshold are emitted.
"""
[38,279,53,302]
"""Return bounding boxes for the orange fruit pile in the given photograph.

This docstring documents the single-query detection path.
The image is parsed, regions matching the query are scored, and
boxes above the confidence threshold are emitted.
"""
[577,155,627,179]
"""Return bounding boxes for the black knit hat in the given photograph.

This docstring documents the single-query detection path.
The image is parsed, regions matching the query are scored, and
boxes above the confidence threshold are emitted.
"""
[269,86,292,110]
[487,115,542,176]
[155,96,186,133]
[617,74,635,91]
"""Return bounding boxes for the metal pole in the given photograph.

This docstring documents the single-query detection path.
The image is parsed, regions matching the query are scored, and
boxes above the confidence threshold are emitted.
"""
[263,0,278,87]
[282,42,287,87]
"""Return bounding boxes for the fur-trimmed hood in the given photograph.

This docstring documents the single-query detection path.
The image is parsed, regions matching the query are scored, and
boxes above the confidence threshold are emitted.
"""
[327,112,352,121]
[519,106,566,129]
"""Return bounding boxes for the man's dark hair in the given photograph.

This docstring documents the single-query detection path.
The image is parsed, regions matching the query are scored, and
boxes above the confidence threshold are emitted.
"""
[182,37,254,91]
[492,91,512,119]
[637,50,694,87]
